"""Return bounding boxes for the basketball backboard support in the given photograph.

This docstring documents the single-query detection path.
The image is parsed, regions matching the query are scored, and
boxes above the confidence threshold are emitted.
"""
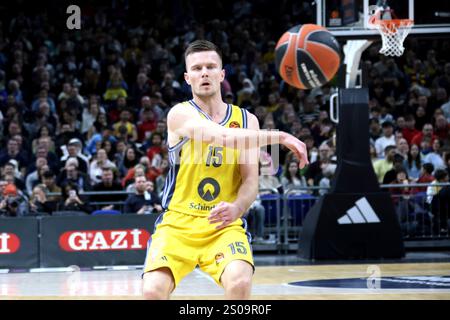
[317,0,450,38]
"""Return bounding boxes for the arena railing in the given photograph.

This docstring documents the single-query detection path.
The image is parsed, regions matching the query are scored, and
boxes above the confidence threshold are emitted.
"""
[45,182,450,250]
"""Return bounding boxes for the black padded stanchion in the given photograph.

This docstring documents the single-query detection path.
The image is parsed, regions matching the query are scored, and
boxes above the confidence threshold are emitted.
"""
[299,88,405,259]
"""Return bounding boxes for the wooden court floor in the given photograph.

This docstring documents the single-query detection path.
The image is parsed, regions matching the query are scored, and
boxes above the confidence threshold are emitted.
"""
[0,262,449,300]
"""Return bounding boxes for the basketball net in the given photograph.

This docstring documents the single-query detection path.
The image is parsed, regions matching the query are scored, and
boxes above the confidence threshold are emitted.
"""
[368,7,414,57]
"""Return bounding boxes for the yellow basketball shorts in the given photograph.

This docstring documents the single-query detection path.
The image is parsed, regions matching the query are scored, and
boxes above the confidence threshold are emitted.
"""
[143,210,254,288]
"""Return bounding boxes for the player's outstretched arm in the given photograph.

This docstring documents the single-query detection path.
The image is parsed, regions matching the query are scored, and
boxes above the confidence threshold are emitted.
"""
[167,103,309,168]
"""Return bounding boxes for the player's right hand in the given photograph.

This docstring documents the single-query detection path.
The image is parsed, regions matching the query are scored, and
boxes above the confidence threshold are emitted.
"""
[280,132,309,169]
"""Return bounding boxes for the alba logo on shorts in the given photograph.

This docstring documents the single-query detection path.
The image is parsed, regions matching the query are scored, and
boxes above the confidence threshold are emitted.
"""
[215,253,225,265]
[59,229,151,252]
[0,233,21,254]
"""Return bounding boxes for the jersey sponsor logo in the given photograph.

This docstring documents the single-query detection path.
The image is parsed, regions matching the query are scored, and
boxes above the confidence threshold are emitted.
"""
[289,276,450,289]
[197,178,220,201]
[229,121,240,128]
[0,233,20,254]
[59,229,150,252]
[189,202,216,211]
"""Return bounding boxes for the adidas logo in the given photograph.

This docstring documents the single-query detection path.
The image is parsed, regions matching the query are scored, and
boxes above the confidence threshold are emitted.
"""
[337,197,381,225]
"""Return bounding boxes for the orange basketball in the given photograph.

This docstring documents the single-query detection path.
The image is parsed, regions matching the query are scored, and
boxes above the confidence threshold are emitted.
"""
[275,24,341,90]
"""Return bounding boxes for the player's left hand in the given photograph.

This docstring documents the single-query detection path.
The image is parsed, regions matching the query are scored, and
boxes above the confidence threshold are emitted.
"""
[208,201,242,230]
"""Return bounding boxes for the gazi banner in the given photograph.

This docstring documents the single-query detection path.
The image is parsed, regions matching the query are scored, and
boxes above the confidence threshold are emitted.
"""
[0,217,39,268]
[40,214,157,267]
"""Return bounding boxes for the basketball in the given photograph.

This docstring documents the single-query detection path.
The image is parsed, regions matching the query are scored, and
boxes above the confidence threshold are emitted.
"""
[275,24,341,90]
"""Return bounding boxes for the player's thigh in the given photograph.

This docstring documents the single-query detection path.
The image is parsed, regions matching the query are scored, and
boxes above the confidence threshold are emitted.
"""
[199,226,254,286]
[143,222,198,287]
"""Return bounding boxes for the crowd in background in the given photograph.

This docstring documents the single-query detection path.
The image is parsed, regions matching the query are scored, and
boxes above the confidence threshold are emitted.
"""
[0,0,449,236]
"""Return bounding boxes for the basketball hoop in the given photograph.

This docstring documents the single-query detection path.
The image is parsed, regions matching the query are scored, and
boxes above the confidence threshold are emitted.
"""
[369,15,414,57]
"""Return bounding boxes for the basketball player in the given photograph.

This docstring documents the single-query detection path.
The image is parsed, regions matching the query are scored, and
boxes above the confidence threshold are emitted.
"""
[142,40,308,300]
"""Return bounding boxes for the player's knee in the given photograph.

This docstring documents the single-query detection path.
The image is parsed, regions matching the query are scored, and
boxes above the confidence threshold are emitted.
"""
[142,277,171,300]
[142,284,169,300]
[226,274,252,295]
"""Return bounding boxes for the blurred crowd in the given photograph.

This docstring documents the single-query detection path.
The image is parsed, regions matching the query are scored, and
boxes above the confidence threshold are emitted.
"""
[0,0,449,221]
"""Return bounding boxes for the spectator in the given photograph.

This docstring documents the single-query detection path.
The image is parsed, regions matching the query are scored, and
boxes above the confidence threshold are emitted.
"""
[281,159,308,194]
[58,161,91,192]
[441,90,450,121]
[404,144,423,181]
[130,74,152,105]
[318,162,336,196]
[30,140,59,173]
[402,114,420,145]
[103,71,128,101]
[81,102,105,135]
[123,176,162,214]
[54,123,85,156]
[0,138,28,175]
[1,161,26,191]
[426,169,449,235]
[305,140,335,187]
[118,146,140,177]
[91,166,125,210]
[59,182,92,214]
[0,180,7,201]
[85,124,117,156]
[31,126,55,154]
[145,132,163,162]
[423,139,446,171]
[419,136,433,159]
[373,145,397,183]
[0,183,28,217]
[41,170,61,204]
[258,152,281,193]
[125,165,147,193]
[89,148,116,184]
[383,153,406,184]
[137,108,157,142]
[122,156,161,187]
[31,89,56,114]
[411,123,437,146]
[155,158,169,196]
[27,101,57,137]
[86,112,109,141]
[139,95,164,123]
[389,168,411,196]
[414,105,429,130]
[298,96,320,125]
[396,138,409,160]
[60,138,90,174]
[375,121,396,158]
[245,195,267,244]
[412,163,435,194]
[113,109,138,142]
[369,118,382,145]
[28,184,54,215]
[25,157,48,194]
[57,82,73,101]
[434,114,450,146]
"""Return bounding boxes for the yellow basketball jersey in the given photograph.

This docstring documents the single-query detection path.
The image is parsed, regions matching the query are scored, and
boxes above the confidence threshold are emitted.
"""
[161,100,249,217]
